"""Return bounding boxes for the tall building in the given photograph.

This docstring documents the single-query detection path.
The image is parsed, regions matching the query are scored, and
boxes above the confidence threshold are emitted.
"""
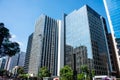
[24,33,33,73]
[65,45,88,74]
[64,5,111,75]
[17,52,26,66]
[0,57,6,69]
[7,52,26,71]
[75,46,88,73]
[28,14,64,76]
[103,0,120,75]
[107,33,119,76]
[8,54,19,70]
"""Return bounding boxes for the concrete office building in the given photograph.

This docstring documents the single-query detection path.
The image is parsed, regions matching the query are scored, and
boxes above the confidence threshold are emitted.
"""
[28,14,64,76]
[64,5,111,75]
[24,33,33,73]
[103,0,120,75]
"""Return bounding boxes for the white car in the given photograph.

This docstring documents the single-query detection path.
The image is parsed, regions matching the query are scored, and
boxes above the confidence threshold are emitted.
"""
[93,75,116,80]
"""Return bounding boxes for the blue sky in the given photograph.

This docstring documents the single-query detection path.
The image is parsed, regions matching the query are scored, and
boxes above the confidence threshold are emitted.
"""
[0,0,108,52]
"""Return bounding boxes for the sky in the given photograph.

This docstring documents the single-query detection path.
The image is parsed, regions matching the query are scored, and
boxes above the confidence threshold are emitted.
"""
[0,0,108,52]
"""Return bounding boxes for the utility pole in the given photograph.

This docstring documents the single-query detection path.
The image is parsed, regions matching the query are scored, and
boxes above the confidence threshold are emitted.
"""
[73,53,77,80]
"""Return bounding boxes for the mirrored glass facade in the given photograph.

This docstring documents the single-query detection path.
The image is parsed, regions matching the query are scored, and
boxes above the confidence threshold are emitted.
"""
[64,5,109,75]
[104,0,120,38]
[103,0,120,75]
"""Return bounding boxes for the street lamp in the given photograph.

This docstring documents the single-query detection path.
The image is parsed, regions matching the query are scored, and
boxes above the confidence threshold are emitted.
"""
[73,53,77,80]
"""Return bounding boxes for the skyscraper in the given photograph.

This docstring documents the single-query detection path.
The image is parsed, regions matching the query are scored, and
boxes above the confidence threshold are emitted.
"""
[17,52,26,67]
[106,33,119,76]
[28,14,64,76]
[64,5,111,75]
[8,52,26,71]
[103,0,120,75]
[24,33,33,73]
[0,57,6,69]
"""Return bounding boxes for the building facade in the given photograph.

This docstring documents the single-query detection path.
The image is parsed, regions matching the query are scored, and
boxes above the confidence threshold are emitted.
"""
[103,0,120,75]
[8,52,26,71]
[107,33,119,76]
[64,5,111,75]
[75,46,88,73]
[28,14,64,76]
[17,52,26,67]
[0,57,6,69]
[24,33,33,73]
[8,54,19,70]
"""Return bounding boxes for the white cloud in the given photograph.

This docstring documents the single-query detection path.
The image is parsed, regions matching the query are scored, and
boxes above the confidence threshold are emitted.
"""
[10,33,24,46]
[16,41,23,46]
[10,33,17,41]
[9,33,25,52]
[11,34,16,39]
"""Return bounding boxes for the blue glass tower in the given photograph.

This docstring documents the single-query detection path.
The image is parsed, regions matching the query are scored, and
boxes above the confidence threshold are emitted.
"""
[104,0,120,38]
[64,5,111,75]
[103,0,120,75]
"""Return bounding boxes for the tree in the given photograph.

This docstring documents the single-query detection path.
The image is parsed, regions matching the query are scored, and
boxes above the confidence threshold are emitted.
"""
[60,65,73,80]
[38,67,50,78]
[0,23,10,48]
[77,73,84,80]
[80,65,95,80]
[91,69,95,77]
[17,67,24,75]
[80,65,89,74]
[18,74,29,79]
[0,23,20,57]
[2,39,20,57]
[0,23,20,70]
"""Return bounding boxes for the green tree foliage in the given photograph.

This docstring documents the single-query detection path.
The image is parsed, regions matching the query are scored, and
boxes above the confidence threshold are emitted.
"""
[38,67,50,78]
[17,67,24,75]
[91,69,95,77]
[18,74,29,79]
[60,65,73,80]
[2,39,20,57]
[0,23,10,48]
[80,65,89,74]
[79,65,95,80]
[0,23,20,57]
[77,73,84,80]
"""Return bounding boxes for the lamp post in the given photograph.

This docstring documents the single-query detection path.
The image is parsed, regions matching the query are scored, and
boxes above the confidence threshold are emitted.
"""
[73,53,77,80]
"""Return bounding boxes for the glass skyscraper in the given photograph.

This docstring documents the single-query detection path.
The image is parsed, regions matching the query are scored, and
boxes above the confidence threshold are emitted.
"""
[103,0,120,74]
[103,0,120,38]
[28,14,64,76]
[64,5,111,75]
